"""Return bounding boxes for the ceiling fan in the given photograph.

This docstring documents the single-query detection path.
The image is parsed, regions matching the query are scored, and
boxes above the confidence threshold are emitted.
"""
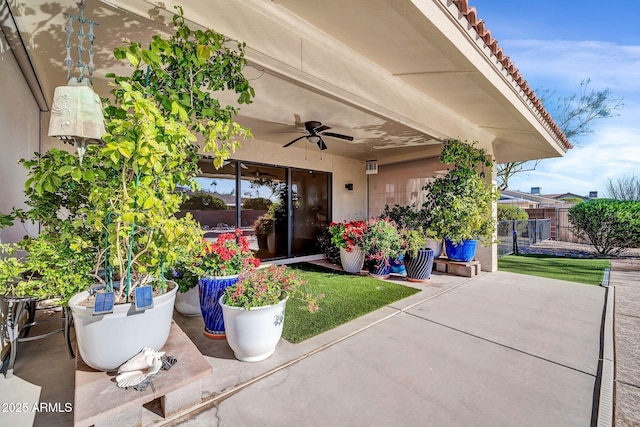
[283,120,353,151]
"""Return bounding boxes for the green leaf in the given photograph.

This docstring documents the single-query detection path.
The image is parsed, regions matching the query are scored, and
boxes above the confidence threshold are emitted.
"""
[58,165,74,176]
[196,45,210,62]
[118,144,133,158]
[142,197,154,210]
[71,168,82,181]
[141,50,161,65]
[82,170,96,182]
[125,51,140,67]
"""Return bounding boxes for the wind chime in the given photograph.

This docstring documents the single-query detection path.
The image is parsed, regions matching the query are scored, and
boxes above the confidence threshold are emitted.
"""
[47,0,105,164]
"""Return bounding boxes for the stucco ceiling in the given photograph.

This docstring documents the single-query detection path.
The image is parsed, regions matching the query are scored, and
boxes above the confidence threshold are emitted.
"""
[3,0,567,164]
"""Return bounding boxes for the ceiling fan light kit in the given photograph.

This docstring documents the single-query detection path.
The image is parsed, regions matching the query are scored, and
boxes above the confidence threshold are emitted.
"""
[283,120,353,151]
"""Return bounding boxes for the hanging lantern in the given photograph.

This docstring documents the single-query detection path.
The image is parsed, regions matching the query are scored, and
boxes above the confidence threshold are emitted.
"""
[47,0,104,163]
[365,159,378,175]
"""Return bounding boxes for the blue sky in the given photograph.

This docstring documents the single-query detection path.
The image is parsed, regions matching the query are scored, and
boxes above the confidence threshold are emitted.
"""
[470,0,640,196]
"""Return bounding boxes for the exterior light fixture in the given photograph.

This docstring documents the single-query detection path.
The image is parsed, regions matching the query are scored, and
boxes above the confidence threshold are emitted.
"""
[47,0,105,164]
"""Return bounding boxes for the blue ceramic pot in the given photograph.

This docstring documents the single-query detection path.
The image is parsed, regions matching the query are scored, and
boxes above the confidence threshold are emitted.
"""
[444,238,477,262]
[368,257,392,279]
[198,275,239,338]
[390,253,406,276]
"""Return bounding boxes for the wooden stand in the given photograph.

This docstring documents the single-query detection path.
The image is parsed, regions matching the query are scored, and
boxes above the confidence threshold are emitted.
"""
[433,258,481,277]
[74,321,212,427]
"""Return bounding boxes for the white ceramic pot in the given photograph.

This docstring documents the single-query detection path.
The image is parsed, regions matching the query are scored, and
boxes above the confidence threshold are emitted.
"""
[267,234,276,254]
[220,294,289,362]
[425,238,443,259]
[175,286,201,316]
[339,247,365,273]
[69,281,177,371]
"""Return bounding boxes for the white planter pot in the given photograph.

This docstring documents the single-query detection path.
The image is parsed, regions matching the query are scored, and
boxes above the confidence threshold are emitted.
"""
[267,234,276,254]
[339,247,365,274]
[425,238,443,259]
[220,295,289,362]
[69,281,178,371]
[175,286,201,317]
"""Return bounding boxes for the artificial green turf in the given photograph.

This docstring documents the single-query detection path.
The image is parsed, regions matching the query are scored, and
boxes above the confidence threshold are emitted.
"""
[282,263,419,343]
[498,254,611,285]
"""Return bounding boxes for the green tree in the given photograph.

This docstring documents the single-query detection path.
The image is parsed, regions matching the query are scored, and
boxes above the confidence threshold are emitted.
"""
[568,199,640,256]
[497,205,528,221]
[498,79,623,190]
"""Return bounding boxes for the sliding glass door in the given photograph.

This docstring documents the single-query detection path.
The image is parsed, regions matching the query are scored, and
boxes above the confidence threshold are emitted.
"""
[291,169,330,256]
[181,160,330,260]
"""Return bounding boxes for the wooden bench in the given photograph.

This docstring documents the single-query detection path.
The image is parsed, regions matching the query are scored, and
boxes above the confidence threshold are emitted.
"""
[433,258,481,278]
[74,321,212,427]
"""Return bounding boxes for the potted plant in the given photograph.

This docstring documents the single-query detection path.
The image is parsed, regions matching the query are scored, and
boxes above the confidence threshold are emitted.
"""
[196,230,260,339]
[328,220,367,273]
[171,248,205,317]
[220,265,322,362]
[362,217,403,279]
[0,7,256,372]
[422,140,499,262]
[401,227,435,282]
[253,210,275,252]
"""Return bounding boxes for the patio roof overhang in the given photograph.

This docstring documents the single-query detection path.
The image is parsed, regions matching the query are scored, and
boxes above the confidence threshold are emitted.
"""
[5,0,569,165]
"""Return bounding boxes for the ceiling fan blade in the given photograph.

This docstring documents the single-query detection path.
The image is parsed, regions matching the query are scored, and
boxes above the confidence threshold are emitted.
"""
[321,131,354,141]
[317,138,328,151]
[315,125,331,133]
[283,135,307,148]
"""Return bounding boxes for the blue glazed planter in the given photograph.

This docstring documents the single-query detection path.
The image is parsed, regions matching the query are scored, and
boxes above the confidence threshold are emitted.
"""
[390,254,406,276]
[444,239,478,262]
[368,257,392,279]
[198,275,239,339]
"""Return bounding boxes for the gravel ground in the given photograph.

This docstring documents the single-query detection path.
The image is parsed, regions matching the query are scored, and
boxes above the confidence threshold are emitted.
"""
[517,240,640,259]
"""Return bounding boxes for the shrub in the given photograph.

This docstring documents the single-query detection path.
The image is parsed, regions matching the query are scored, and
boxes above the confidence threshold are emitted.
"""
[559,197,584,204]
[421,140,498,244]
[180,192,227,210]
[379,204,425,230]
[568,199,640,255]
[318,226,340,264]
[242,197,272,210]
[498,205,529,221]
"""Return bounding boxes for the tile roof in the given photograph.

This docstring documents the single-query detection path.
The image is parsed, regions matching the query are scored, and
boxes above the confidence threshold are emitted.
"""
[453,1,573,151]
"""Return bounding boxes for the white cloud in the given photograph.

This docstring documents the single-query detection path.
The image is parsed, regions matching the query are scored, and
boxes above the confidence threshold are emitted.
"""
[500,38,640,197]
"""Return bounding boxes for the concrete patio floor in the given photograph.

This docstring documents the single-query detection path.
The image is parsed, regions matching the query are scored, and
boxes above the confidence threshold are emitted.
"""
[1,259,631,426]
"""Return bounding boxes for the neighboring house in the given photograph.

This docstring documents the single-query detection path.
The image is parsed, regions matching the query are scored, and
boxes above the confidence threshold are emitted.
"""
[0,0,572,272]
[544,193,593,203]
[500,190,568,209]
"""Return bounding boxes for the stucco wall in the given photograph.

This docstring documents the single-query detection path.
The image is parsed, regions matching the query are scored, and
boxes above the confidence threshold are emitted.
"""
[0,31,40,244]
[232,138,368,222]
[368,156,444,217]
[0,30,41,363]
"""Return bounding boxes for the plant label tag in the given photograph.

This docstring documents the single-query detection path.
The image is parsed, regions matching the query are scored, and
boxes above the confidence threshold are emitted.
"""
[135,286,154,311]
[93,292,115,316]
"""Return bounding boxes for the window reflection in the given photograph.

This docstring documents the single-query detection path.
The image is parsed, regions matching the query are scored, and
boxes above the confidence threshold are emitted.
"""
[178,160,236,238]
[291,170,329,256]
